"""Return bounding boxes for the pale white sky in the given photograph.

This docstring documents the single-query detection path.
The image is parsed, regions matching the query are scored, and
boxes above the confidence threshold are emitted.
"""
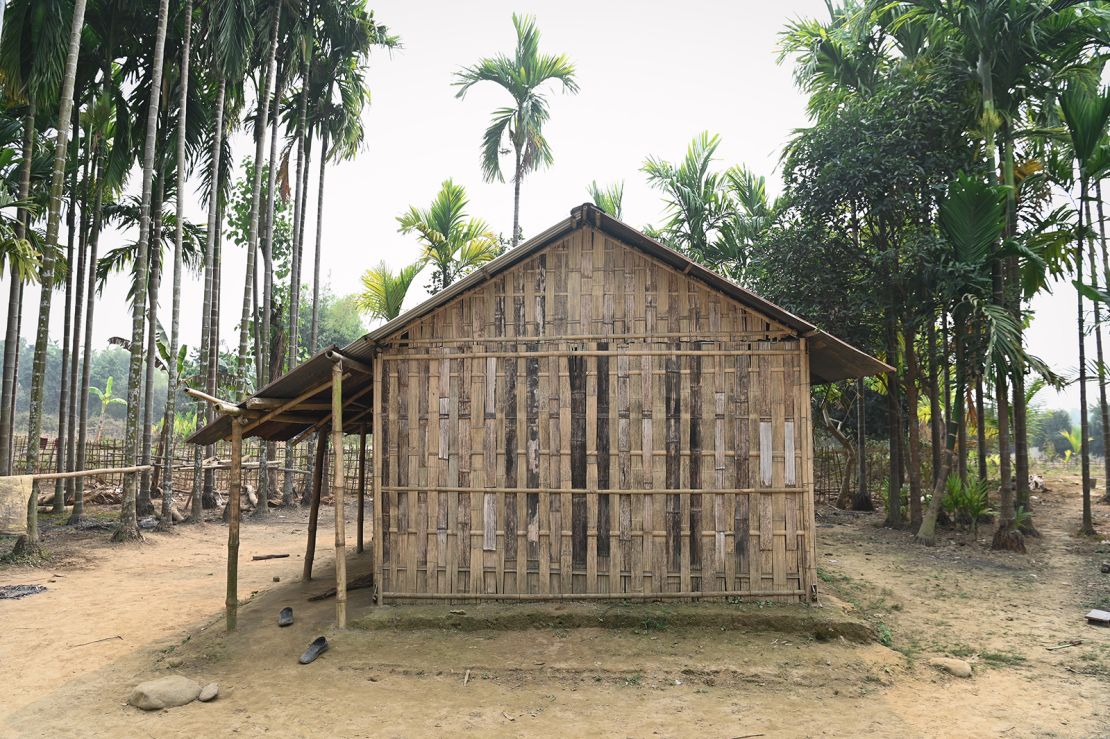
[0,0,1086,412]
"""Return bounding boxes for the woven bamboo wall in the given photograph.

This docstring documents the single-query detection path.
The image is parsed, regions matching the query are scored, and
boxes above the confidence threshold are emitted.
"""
[373,226,817,602]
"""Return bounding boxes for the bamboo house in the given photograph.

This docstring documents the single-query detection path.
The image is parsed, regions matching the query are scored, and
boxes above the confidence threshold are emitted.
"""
[189,203,889,625]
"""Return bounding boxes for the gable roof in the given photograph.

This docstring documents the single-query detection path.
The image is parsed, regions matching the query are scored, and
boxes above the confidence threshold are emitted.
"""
[366,202,890,382]
[188,203,889,446]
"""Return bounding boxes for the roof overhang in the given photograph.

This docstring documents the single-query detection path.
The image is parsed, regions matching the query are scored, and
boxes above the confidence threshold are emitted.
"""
[188,203,889,445]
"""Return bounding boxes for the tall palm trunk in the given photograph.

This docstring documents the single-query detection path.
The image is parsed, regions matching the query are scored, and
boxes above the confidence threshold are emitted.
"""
[1096,179,1110,504]
[927,318,942,485]
[850,377,872,510]
[991,265,1021,551]
[114,0,170,543]
[904,323,923,528]
[139,181,166,517]
[310,128,328,351]
[65,129,93,506]
[1002,134,1032,530]
[1083,193,1109,513]
[975,372,987,480]
[512,147,522,246]
[70,133,106,526]
[13,0,88,556]
[239,8,280,397]
[1076,174,1094,535]
[53,117,80,512]
[917,315,966,546]
[197,78,226,521]
[159,0,193,529]
[284,76,311,507]
[306,129,329,484]
[257,71,283,517]
[884,306,902,528]
[0,103,35,475]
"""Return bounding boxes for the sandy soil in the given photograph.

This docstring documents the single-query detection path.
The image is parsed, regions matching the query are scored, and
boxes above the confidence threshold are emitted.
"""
[1,473,1108,738]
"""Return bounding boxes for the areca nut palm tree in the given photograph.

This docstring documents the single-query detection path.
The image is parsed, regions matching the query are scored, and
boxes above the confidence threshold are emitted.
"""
[586,180,623,219]
[398,179,499,293]
[454,13,578,246]
[356,260,422,321]
[115,0,172,543]
[12,0,87,557]
[159,0,195,530]
[1061,79,1110,537]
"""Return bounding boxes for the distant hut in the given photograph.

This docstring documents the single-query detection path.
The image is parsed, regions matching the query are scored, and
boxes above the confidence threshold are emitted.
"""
[190,203,888,623]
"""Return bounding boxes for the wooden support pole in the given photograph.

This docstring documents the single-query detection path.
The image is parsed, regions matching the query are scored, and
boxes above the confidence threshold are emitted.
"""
[226,418,243,631]
[332,360,348,628]
[357,424,367,554]
[303,429,328,581]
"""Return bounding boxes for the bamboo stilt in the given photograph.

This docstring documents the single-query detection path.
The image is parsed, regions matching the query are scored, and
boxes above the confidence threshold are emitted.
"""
[303,430,328,581]
[332,360,347,628]
[226,418,242,631]
[357,424,366,553]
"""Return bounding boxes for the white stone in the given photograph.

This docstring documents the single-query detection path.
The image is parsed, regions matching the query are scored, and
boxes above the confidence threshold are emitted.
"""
[928,657,972,678]
[129,675,201,710]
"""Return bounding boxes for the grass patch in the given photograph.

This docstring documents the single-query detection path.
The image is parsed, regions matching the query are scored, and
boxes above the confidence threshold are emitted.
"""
[818,567,851,585]
[979,650,1026,667]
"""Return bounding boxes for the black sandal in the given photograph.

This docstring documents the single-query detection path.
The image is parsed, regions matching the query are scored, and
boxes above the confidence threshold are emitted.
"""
[299,636,329,664]
[278,607,294,627]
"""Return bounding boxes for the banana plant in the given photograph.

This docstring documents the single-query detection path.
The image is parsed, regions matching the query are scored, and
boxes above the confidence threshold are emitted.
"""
[88,375,126,443]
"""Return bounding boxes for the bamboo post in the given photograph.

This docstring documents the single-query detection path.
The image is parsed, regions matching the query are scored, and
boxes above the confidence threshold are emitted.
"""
[303,428,328,580]
[332,360,348,628]
[226,418,243,631]
[357,424,367,553]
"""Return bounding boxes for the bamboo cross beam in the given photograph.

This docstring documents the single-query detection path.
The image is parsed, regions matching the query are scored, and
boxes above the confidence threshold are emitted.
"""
[185,387,243,416]
[325,350,373,376]
[288,381,375,446]
[241,372,352,435]
[28,464,153,481]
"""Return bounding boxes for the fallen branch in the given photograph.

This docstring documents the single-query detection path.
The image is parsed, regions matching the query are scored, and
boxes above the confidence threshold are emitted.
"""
[69,635,123,648]
[252,553,290,561]
[1046,640,1082,651]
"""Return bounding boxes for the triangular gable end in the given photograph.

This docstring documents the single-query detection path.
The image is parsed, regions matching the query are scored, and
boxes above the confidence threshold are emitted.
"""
[381,224,795,348]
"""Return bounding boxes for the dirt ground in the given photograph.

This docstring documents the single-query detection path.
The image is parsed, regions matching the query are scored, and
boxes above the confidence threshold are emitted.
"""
[1,472,1108,738]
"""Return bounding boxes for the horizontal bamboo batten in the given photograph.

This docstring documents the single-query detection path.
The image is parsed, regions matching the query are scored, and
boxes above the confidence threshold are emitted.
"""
[373,226,819,603]
[380,590,806,603]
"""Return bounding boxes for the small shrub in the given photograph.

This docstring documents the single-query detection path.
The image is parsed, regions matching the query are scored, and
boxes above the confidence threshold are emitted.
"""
[941,475,994,537]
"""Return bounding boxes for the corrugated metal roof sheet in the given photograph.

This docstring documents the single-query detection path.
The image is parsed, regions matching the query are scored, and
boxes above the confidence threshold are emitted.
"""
[187,203,890,444]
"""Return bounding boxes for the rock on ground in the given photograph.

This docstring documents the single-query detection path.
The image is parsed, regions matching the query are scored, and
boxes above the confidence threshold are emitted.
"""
[198,683,219,702]
[128,675,201,710]
[928,657,972,678]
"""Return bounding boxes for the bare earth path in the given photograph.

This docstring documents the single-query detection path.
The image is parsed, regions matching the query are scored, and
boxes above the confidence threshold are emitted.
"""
[1,473,1108,738]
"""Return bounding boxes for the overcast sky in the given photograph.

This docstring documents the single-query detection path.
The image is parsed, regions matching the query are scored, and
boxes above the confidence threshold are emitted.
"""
[0,0,1086,412]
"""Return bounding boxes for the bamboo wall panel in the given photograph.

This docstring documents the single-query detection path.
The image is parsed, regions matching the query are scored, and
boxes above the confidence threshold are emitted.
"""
[374,227,815,601]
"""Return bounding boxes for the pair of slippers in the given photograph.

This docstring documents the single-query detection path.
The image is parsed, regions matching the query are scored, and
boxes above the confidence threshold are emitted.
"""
[278,607,329,664]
